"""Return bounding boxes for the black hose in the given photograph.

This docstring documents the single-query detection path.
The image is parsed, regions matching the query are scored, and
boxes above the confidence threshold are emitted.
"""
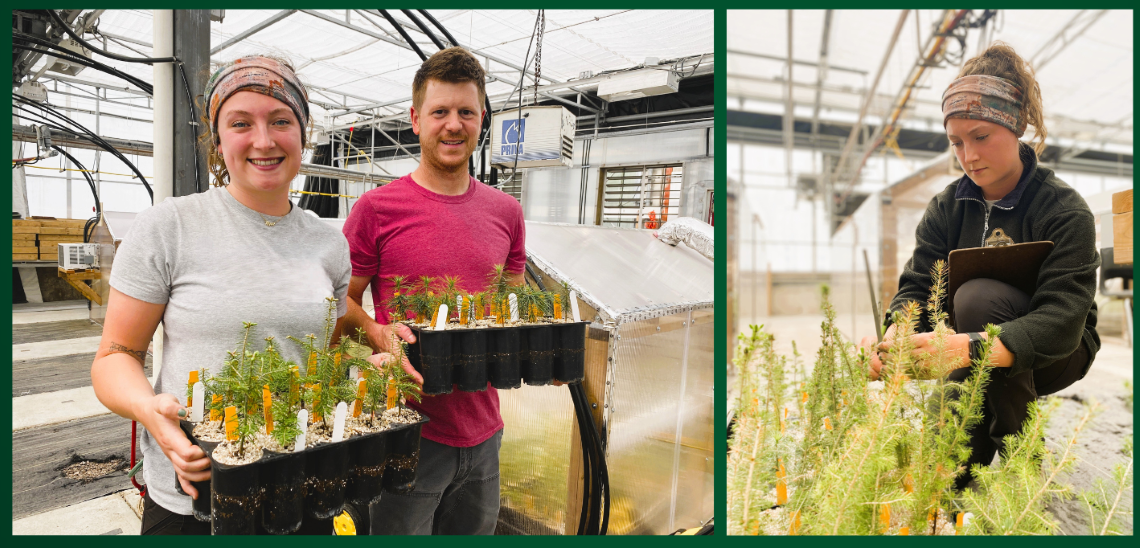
[50,145,100,219]
[15,97,154,202]
[48,10,177,64]
[12,40,153,95]
[34,13,203,193]
[400,10,445,50]
[378,10,427,61]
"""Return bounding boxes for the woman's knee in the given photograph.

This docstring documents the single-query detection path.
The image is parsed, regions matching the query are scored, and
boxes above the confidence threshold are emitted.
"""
[954,278,1030,331]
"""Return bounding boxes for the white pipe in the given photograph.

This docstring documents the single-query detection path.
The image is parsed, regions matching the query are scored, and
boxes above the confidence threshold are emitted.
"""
[152,10,174,204]
[151,10,173,380]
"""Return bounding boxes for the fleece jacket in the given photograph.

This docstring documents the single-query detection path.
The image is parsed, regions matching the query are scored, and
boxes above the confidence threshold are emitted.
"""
[888,143,1101,378]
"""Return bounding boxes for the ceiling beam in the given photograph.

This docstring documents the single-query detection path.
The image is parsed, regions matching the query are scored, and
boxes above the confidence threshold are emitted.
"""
[210,10,296,55]
[1030,10,1108,72]
[810,10,833,142]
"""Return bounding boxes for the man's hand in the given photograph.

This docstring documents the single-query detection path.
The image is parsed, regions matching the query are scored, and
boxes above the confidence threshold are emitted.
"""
[367,351,424,390]
[133,393,210,498]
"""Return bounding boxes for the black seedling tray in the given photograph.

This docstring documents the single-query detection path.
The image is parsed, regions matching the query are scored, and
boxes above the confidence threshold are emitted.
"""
[179,414,428,534]
[406,321,589,395]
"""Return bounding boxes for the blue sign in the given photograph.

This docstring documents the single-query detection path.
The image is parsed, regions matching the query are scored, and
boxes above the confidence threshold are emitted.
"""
[500,119,525,157]
[502,119,525,144]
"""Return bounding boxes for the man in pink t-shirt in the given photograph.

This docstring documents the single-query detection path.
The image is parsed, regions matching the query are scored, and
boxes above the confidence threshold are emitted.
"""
[341,47,525,535]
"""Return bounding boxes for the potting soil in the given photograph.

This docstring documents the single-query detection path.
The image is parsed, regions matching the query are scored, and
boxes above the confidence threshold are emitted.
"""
[192,420,226,443]
[212,439,265,465]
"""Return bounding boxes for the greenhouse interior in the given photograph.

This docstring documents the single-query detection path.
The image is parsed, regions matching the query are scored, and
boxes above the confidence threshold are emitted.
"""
[727,10,1132,536]
[11,9,714,535]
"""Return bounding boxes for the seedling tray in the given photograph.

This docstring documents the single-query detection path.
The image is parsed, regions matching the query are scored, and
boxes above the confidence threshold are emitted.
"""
[405,321,589,395]
[179,414,428,534]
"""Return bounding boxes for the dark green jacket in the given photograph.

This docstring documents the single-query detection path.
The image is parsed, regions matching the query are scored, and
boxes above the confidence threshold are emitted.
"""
[889,143,1100,377]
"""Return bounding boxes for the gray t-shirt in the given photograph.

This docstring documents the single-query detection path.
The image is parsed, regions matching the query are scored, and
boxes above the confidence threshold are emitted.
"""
[110,186,350,515]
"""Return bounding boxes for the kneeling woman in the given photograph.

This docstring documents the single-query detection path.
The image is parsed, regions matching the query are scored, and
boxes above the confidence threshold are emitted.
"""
[861,43,1100,488]
[90,56,351,534]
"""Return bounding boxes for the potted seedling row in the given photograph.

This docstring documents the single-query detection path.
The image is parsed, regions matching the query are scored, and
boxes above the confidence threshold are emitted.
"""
[388,266,590,396]
[177,299,427,535]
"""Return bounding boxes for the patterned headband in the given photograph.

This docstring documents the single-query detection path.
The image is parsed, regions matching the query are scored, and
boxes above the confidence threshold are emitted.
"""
[942,75,1026,137]
[204,56,309,146]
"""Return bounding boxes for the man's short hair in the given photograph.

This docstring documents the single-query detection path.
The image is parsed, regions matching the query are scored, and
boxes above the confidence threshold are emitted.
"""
[412,47,487,111]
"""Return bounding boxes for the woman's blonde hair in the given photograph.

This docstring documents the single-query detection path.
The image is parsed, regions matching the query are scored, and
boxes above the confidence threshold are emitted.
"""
[957,42,1047,156]
[197,55,312,187]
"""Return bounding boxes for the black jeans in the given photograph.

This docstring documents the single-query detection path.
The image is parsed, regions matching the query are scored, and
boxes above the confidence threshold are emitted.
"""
[948,278,1090,487]
[369,429,502,535]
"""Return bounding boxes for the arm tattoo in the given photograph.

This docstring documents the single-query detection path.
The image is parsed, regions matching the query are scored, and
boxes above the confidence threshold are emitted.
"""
[108,342,147,364]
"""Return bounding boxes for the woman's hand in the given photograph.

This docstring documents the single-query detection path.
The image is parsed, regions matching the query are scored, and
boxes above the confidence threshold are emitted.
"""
[859,324,897,380]
[132,393,210,499]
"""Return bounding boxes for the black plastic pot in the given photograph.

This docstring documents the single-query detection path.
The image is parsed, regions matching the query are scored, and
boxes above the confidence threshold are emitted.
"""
[345,427,388,506]
[454,329,489,392]
[407,327,454,395]
[210,450,263,535]
[260,450,306,535]
[521,325,554,386]
[552,321,589,383]
[178,420,219,522]
[487,327,522,389]
[383,416,428,495]
[303,441,349,519]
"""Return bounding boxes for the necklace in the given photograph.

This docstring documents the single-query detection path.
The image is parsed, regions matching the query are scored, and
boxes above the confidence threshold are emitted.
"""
[257,203,292,227]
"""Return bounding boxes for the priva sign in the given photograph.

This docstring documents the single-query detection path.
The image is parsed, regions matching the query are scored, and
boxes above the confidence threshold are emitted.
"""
[500,118,525,157]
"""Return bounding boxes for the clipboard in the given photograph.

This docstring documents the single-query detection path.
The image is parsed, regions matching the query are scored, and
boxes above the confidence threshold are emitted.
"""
[946,241,1054,322]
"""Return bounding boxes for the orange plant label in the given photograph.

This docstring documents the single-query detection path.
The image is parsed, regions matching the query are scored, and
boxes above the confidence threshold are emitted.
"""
[879,503,891,533]
[262,386,274,434]
[353,380,367,418]
[823,417,832,431]
[210,394,223,421]
[386,378,398,410]
[289,366,300,406]
[776,480,788,506]
[904,473,915,493]
[553,295,562,320]
[802,391,808,403]
[475,295,485,320]
[224,406,238,441]
[311,384,322,422]
[335,352,342,367]
[788,510,801,535]
[899,526,909,536]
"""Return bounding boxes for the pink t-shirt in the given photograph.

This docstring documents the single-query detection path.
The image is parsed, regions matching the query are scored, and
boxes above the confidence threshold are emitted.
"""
[343,174,526,447]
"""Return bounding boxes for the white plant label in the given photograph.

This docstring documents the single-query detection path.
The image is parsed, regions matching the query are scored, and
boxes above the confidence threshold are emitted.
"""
[349,366,359,380]
[456,295,463,311]
[467,295,474,317]
[190,382,204,422]
[569,291,581,322]
[294,409,308,451]
[508,293,519,321]
[331,401,348,442]
[434,304,449,330]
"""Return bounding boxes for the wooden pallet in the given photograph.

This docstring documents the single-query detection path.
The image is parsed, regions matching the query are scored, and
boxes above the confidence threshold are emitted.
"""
[1113,189,1132,265]
[57,267,103,305]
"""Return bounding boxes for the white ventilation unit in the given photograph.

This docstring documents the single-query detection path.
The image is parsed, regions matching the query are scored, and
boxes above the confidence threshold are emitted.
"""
[490,106,575,169]
[47,39,91,76]
[597,69,679,102]
[58,243,99,270]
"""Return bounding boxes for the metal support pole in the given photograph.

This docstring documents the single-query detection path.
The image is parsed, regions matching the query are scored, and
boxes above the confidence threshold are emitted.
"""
[173,10,210,196]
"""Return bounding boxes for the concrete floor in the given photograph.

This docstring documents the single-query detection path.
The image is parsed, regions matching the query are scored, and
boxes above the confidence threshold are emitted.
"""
[731,313,1134,535]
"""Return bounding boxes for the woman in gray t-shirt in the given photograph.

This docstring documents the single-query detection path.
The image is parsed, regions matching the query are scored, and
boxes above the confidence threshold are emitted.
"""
[91,56,350,534]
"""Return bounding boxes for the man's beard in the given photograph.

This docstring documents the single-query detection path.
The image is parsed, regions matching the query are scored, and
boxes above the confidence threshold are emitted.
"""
[422,134,475,175]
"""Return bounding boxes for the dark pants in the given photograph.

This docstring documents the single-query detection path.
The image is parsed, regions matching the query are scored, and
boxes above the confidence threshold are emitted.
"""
[141,491,335,535]
[369,429,502,535]
[949,278,1090,487]
[140,492,210,535]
